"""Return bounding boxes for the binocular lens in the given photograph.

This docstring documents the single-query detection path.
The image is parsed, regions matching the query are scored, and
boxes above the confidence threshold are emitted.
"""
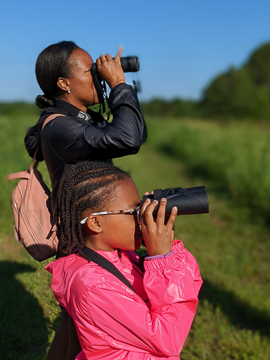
[120,56,140,72]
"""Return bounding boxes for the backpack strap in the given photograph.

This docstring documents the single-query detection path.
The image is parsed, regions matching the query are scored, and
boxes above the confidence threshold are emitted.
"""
[81,246,136,293]
[7,171,31,181]
[41,113,65,131]
[8,114,65,181]
[32,113,66,171]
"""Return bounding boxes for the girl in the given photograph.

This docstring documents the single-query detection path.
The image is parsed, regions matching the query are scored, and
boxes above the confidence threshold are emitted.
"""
[46,160,203,360]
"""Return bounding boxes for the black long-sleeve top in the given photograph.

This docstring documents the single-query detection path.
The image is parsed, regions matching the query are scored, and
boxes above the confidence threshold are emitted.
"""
[24,83,147,199]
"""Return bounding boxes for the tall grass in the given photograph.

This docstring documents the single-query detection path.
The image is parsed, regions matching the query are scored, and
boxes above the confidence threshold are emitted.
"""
[1,112,270,359]
[145,117,270,222]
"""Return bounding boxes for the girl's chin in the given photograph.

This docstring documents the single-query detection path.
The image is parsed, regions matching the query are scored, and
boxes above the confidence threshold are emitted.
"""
[134,239,143,250]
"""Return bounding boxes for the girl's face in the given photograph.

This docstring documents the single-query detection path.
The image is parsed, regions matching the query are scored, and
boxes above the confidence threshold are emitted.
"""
[65,48,99,110]
[85,178,143,252]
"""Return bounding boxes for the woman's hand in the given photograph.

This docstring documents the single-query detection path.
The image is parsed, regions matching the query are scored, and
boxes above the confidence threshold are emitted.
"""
[140,197,177,256]
[96,47,125,89]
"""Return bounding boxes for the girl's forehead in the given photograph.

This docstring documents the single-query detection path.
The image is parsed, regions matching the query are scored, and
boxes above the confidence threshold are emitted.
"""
[113,178,140,207]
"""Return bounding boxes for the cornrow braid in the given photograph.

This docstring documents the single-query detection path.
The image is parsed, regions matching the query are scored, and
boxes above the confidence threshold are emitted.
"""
[55,160,130,257]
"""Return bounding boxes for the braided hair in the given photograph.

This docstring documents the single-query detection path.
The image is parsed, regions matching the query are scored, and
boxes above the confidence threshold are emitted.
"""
[55,160,131,258]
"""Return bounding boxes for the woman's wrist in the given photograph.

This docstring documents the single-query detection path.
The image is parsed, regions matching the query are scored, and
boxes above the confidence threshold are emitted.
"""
[109,79,126,89]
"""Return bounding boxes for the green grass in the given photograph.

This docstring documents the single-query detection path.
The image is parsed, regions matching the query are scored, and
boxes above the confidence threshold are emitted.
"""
[0,114,59,359]
[115,133,270,359]
[145,117,270,222]
[1,113,270,359]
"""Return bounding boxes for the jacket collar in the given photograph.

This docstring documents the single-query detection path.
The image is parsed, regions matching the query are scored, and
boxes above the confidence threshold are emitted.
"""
[54,98,91,122]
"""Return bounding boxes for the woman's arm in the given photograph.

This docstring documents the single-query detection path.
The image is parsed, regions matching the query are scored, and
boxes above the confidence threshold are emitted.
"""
[46,83,147,161]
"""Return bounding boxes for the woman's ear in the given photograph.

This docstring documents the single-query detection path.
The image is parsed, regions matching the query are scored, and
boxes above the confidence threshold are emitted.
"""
[57,77,70,92]
[84,216,102,234]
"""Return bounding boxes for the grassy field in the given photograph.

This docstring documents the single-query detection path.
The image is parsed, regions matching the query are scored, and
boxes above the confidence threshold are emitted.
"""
[0,113,270,359]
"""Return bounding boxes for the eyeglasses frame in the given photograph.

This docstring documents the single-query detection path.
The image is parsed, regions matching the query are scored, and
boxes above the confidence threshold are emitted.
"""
[80,204,141,225]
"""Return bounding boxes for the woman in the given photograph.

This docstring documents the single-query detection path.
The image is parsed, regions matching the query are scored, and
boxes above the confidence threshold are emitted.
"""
[25,41,147,202]
[24,41,147,360]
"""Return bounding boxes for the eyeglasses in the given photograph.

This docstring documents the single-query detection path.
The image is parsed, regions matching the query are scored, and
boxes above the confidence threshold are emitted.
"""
[80,205,141,225]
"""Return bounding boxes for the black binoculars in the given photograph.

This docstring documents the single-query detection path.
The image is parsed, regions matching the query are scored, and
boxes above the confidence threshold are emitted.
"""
[91,56,140,104]
[141,186,209,218]
[91,56,139,79]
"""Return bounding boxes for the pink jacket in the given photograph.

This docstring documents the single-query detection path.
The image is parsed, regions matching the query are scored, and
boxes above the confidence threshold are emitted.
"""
[46,240,202,359]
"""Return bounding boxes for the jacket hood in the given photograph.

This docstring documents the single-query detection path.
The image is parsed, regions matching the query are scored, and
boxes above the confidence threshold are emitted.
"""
[46,254,88,311]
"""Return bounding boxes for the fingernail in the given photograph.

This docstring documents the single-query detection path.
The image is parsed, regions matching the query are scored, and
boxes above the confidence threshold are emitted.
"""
[172,206,178,214]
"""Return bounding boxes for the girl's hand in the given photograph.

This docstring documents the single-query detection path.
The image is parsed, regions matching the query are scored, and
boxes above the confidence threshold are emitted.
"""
[96,47,125,89]
[140,198,177,256]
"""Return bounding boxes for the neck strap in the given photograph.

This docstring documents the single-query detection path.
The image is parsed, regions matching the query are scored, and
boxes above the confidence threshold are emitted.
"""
[81,246,136,293]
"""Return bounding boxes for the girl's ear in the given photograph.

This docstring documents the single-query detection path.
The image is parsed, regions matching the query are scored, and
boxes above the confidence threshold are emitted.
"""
[84,216,102,234]
[57,77,70,92]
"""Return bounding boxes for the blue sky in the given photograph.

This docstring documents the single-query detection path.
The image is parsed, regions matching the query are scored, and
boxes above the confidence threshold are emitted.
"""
[1,0,269,102]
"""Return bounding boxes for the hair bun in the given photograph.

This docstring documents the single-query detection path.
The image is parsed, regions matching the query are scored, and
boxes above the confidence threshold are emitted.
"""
[35,94,54,109]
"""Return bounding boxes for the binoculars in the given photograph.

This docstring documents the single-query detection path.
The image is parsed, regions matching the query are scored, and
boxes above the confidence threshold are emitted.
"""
[141,186,209,218]
[91,56,139,78]
[91,56,140,105]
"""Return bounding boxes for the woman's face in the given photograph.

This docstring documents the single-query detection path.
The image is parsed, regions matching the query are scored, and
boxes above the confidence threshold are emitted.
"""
[65,48,99,110]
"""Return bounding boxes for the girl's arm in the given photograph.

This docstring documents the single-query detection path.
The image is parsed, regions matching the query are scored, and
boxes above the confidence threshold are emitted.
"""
[71,240,202,357]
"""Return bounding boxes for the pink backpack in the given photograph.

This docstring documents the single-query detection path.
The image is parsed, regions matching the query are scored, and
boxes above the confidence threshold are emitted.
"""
[7,114,64,261]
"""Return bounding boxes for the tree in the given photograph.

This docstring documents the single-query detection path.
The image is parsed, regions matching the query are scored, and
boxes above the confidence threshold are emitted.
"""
[246,43,270,86]
[201,43,270,120]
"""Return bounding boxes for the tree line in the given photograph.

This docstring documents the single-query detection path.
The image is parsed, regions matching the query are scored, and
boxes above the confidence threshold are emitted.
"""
[140,42,270,121]
[1,42,270,120]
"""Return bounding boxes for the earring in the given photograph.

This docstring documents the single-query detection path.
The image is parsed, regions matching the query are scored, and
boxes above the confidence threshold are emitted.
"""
[67,89,71,94]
